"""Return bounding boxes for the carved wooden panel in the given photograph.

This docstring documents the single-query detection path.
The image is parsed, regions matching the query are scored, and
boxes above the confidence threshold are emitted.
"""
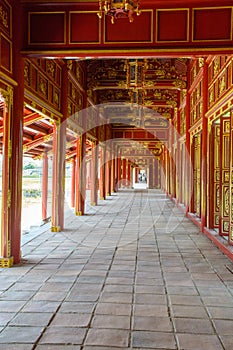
[219,116,230,235]
[0,0,12,74]
[213,123,220,227]
[229,112,233,245]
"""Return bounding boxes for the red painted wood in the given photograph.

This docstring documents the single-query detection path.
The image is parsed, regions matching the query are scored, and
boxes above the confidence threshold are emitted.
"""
[42,152,48,220]
[10,0,24,264]
[91,142,98,205]
[201,61,208,232]
[99,146,106,200]
[1,105,10,258]
[71,157,75,208]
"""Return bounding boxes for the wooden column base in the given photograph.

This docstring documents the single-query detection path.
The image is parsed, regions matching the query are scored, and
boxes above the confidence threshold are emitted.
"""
[0,256,14,268]
[76,211,83,216]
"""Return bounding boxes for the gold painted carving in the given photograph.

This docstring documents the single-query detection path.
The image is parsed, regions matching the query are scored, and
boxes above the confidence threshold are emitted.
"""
[198,58,205,68]
[47,61,55,78]
[24,65,30,85]
[39,78,47,96]
[54,91,59,105]
[209,90,214,104]
[68,102,72,115]
[219,76,226,94]
[67,60,73,70]
[214,59,220,74]
[0,86,13,111]
[173,79,186,89]
[0,5,8,28]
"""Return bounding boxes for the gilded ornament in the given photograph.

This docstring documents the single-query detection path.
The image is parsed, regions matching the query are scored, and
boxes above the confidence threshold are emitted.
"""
[219,76,226,94]
[31,101,36,109]
[198,58,205,68]
[166,100,177,107]
[76,65,81,80]
[214,59,220,74]
[173,79,186,89]
[209,90,214,104]
[24,66,30,84]
[1,86,13,110]
[0,6,8,28]
[47,61,55,78]
[117,81,127,88]
[39,79,47,96]
[72,87,76,100]
[67,60,73,70]
[225,121,230,133]
[193,65,197,78]
[224,187,229,215]
[143,81,156,88]
[54,91,59,105]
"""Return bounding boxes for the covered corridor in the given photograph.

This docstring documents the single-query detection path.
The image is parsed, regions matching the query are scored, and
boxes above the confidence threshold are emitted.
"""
[0,189,233,349]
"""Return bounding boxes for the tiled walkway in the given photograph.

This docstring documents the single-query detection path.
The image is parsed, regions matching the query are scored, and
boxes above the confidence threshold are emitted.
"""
[0,189,233,350]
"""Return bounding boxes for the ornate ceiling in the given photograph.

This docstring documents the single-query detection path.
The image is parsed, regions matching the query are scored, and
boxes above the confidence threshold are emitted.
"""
[86,57,188,128]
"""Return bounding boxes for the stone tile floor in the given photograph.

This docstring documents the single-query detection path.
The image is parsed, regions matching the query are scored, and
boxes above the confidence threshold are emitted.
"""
[0,189,233,349]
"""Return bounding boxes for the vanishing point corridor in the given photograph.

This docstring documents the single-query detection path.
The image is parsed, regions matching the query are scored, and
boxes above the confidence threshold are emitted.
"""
[0,189,233,349]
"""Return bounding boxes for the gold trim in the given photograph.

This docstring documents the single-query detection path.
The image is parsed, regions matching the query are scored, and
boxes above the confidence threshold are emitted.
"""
[28,11,66,45]
[192,7,233,42]
[21,46,233,57]
[25,89,63,119]
[75,211,83,216]
[206,87,233,119]
[156,8,189,43]
[69,11,101,45]
[0,256,14,268]
[104,10,153,44]
[51,226,61,232]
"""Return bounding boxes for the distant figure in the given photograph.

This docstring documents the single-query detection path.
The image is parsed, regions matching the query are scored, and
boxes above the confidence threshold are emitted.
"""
[142,174,147,183]
[138,173,142,182]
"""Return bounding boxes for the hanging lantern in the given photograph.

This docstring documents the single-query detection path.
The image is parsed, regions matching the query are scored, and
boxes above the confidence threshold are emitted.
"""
[97,0,141,24]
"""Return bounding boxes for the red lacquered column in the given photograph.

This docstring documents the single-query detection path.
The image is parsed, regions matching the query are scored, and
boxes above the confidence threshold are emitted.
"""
[111,150,116,193]
[75,133,87,215]
[42,152,48,221]
[106,149,111,196]
[71,157,76,208]
[91,141,98,206]
[51,119,66,231]
[8,0,24,265]
[201,61,208,232]
[0,98,14,267]
[99,146,106,200]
